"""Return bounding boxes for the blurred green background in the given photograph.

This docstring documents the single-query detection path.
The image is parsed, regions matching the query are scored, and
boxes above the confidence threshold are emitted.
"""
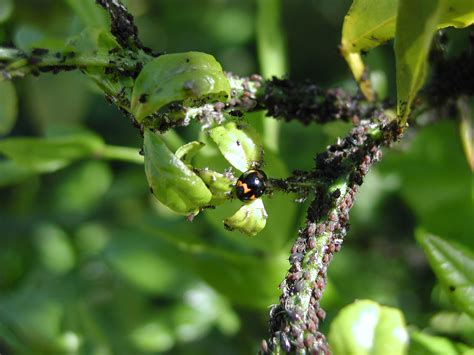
[0,0,473,354]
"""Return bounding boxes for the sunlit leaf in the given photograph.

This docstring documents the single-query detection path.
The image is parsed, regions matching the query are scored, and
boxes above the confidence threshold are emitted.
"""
[328,299,409,355]
[195,168,234,205]
[0,81,17,135]
[143,130,212,214]
[209,120,263,172]
[223,198,267,237]
[341,0,397,100]
[131,52,230,122]
[416,230,474,317]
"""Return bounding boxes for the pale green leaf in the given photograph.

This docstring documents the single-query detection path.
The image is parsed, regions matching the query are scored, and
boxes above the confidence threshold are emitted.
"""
[196,168,234,205]
[416,230,474,317]
[209,121,263,172]
[175,141,205,164]
[143,130,212,214]
[131,52,230,122]
[328,299,409,355]
[0,81,17,135]
[223,198,267,236]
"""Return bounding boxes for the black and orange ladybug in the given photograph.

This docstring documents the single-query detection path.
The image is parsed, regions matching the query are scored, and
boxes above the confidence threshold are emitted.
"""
[235,169,267,202]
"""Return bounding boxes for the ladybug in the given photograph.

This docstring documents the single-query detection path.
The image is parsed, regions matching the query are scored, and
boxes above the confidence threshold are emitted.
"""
[235,169,267,202]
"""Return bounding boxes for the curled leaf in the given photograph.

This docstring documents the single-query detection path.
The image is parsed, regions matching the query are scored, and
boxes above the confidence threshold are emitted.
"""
[131,52,230,122]
[224,198,267,237]
[196,169,234,205]
[143,130,212,214]
[209,121,263,172]
[175,141,205,164]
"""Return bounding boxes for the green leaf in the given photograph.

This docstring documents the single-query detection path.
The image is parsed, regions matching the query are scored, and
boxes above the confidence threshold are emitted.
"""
[416,231,474,317]
[209,120,263,172]
[34,223,76,275]
[409,331,473,355]
[457,99,474,171]
[328,299,409,355]
[341,0,397,100]
[0,81,17,135]
[143,130,212,214]
[0,0,13,23]
[131,52,230,122]
[175,141,205,164]
[65,0,109,29]
[0,133,104,172]
[341,0,474,102]
[223,198,267,237]
[196,168,234,205]
[395,0,445,123]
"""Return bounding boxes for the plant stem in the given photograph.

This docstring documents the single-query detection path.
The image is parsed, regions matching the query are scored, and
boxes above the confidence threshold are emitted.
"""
[100,145,143,164]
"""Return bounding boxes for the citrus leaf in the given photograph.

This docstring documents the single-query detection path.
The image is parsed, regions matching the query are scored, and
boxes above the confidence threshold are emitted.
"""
[0,81,18,135]
[341,0,474,102]
[395,0,445,123]
[328,299,409,355]
[416,230,474,317]
[143,130,212,215]
[223,198,267,236]
[341,0,397,100]
[131,52,230,122]
[209,121,263,172]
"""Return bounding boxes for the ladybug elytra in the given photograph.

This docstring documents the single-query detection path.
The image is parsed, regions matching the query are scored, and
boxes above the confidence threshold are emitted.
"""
[235,169,267,202]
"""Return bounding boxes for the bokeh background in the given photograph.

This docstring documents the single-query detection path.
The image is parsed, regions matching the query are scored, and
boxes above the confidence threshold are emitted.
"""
[0,0,473,354]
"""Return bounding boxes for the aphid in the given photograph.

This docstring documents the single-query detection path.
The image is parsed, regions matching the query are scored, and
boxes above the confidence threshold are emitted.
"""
[235,169,267,202]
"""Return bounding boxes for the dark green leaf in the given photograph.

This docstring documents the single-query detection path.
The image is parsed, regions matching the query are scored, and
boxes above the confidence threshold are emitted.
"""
[416,231,474,317]
[328,299,409,355]
[143,130,212,214]
[0,81,17,135]
[131,52,230,122]
[395,0,443,123]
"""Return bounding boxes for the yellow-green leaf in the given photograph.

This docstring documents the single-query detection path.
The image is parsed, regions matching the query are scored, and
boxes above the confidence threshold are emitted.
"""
[209,121,263,173]
[131,52,230,122]
[223,198,267,236]
[329,299,409,355]
[341,0,397,100]
[143,130,212,215]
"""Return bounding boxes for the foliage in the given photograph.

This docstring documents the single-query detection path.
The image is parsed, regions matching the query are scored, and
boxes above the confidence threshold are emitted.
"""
[0,0,472,354]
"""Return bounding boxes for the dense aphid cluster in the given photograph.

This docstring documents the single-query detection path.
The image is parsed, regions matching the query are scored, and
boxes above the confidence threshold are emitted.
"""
[262,118,401,354]
[96,0,146,52]
[259,77,385,125]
